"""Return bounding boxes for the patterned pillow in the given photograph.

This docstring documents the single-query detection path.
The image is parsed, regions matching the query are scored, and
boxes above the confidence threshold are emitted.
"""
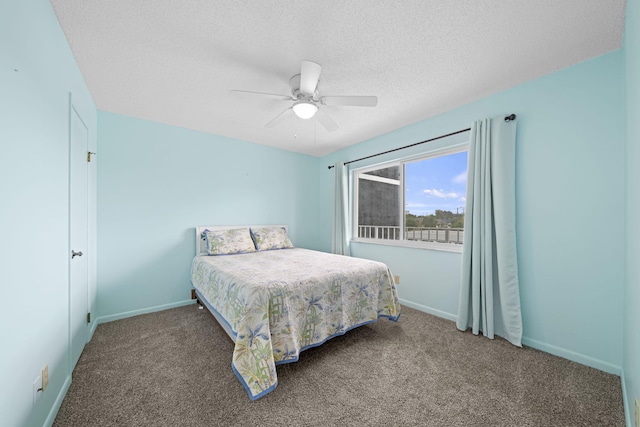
[204,228,256,255]
[250,227,294,251]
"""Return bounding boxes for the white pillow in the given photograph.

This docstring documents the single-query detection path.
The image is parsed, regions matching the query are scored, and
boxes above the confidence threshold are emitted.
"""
[204,228,256,255]
[251,227,294,251]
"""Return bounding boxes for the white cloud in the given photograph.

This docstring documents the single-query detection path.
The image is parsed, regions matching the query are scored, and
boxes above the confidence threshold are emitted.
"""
[453,170,468,184]
[460,197,466,203]
[423,189,460,199]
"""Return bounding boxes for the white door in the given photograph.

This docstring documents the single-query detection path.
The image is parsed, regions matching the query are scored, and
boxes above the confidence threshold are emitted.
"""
[70,105,89,369]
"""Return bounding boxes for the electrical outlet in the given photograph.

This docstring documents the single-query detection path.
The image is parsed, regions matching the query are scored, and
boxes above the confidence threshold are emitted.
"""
[394,275,400,284]
[32,375,42,405]
[42,365,48,391]
[635,397,639,427]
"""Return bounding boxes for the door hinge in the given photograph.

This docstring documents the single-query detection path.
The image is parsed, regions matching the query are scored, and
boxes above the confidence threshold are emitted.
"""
[87,151,96,162]
[87,312,91,323]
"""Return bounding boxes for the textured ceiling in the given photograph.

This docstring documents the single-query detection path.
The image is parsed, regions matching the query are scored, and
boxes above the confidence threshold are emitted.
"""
[51,1,626,157]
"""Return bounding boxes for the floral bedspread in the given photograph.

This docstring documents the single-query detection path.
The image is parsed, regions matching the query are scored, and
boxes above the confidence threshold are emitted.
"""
[190,248,401,400]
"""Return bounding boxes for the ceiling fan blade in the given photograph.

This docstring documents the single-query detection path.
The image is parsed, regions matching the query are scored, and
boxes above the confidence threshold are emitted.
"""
[265,108,292,128]
[315,108,338,132]
[320,96,378,107]
[300,60,321,95]
[230,89,293,101]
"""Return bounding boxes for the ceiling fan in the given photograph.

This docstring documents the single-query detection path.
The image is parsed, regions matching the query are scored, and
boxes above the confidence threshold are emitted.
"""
[231,60,378,132]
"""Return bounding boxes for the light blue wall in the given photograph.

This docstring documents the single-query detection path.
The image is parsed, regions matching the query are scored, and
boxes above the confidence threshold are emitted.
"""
[96,112,321,319]
[0,2,97,427]
[320,50,626,374]
[624,0,640,423]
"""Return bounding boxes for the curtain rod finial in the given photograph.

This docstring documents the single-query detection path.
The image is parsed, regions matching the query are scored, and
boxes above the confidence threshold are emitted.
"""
[328,165,335,169]
[505,114,516,122]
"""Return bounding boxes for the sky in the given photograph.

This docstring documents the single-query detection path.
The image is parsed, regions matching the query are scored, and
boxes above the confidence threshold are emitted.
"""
[404,151,468,216]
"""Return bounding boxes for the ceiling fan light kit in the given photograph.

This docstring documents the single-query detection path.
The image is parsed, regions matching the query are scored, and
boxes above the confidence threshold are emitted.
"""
[292,101,318,119]
[231,60,378,132]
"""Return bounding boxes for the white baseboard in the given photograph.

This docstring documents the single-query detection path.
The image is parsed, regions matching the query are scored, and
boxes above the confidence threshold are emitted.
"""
[97,299,196,324]
[620,369,632,427]
[43,374,71,427]
[88,319,98,341]
[398,298,457,322]
[521,336,621,376]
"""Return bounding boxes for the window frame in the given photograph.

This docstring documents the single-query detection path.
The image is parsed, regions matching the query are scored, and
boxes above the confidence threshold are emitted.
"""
[351,144,469,253]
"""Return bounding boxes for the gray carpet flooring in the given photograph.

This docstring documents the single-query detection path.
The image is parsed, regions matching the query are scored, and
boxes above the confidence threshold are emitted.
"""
[53,304,625,426]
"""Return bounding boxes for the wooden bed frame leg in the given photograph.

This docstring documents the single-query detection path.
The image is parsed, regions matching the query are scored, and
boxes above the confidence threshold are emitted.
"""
[191,289,196,300]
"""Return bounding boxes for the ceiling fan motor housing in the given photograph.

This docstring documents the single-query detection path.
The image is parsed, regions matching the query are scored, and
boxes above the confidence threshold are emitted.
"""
[289,74,319,101]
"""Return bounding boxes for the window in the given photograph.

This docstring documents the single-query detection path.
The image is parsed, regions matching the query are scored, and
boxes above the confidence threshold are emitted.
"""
[353,146,468,251]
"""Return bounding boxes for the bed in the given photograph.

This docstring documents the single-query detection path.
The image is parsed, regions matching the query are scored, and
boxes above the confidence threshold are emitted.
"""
[190,225,401,400]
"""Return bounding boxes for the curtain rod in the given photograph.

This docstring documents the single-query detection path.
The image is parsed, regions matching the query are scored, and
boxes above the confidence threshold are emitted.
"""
[328,114,516,169]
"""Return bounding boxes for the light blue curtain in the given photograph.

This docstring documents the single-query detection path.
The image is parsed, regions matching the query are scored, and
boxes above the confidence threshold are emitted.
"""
[456,116,522,347]
[332,161,351,256]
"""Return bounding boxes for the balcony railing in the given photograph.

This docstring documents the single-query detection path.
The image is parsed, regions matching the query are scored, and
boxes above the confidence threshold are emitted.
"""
[357,225,464,244]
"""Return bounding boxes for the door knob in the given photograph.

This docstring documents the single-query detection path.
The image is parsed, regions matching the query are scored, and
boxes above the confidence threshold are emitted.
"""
[71,250,83,259]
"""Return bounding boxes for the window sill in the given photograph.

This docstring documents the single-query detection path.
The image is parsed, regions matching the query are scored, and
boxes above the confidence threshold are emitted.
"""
[351,238,464,254]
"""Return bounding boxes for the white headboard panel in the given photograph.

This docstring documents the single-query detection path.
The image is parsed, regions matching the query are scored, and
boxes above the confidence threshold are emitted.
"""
[195,225,288,256]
